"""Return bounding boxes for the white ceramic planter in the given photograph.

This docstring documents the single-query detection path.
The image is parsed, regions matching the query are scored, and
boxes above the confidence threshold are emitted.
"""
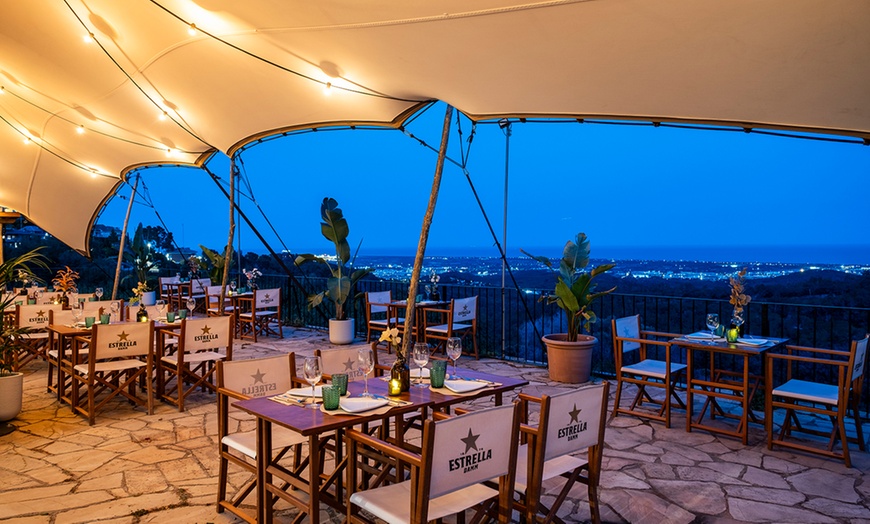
[0,372,24,422]
[141,290,157,306]
[329,318,355,345]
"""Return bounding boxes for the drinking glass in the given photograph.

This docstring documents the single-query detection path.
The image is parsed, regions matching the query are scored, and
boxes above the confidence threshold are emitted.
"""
[358,347,375,397]
[35,289,43,303]
[412,343,430,388]
[303,356,323,409]
[230,280,237,294]
[156,299,167,319]
[110,301,120,323]
[94,287,104,301]
[186,297,196,317]
[446,337,462,379]
[706,313,720,340]
[71,302,83,324]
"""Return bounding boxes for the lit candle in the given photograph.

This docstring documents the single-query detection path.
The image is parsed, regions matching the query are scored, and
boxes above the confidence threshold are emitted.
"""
[726,327,739,343]
[388,379,402,396]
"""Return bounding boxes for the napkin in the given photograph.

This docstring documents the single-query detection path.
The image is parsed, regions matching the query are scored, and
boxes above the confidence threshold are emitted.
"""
[443,379,488,393]
[339,396,389,413]
[737,337,767,346]
[410,367,431,379]
[285,386,324,398]
[686,332,716,339]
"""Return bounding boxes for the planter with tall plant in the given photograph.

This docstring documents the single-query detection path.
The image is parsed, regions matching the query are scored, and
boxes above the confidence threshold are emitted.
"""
[123,223,159,306]
[0,249,48,429]
[295,198,373,344]
[522,232,616,383]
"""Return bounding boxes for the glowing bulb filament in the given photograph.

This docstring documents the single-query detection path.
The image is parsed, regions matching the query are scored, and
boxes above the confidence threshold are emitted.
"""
[83,32,95,43]
[188,23,197,36]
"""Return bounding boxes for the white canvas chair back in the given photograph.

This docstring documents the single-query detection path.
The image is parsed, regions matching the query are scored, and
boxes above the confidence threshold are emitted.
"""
[544,383,607,461]
[160,276,180,288]
[254,288,280,309]
[851,336,869,383]
[75,293,96,303]
[614,315,641,352]
[429,403,516,498]
[49,308,76,326]
[318,347,366,381]
[221,354,295,398]
[191,278,211,294]
[82,299,121,316]
[206,285,229,307]
[16,304,56,329]
[91,322,152,360]
[367,291,390,315]
[452,296,477,323]
[182,316,232,352]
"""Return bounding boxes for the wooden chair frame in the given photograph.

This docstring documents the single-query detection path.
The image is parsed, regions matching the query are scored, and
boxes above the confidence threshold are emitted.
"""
[237,288,283,342]
[611,315,686,428]
[424,296,479,359]
[765,337,868,467]
[364,290,400,344]
[12,303,56,371]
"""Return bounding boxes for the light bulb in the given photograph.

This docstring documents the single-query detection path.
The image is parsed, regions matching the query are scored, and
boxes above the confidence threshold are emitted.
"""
[83,32,95,43]
[76,125,85,134]
[323,82,332,96]
[188,23,197,36]
[158,111,168,121]
[0,86,5,94]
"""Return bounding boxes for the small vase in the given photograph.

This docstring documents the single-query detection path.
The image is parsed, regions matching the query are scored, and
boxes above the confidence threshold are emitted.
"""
[731,309,745,336]
[136,304,149,322]
[394,349,411,392]
[430,291,440,302]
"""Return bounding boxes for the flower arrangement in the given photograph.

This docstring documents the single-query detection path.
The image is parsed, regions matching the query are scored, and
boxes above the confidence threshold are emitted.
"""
[187,255,202,279]
[52,266,79,294]
[379,327,402,350]
[243,268,262,289]
[728,268,751,327]
[129,281,150,305]
[426,270,441,299]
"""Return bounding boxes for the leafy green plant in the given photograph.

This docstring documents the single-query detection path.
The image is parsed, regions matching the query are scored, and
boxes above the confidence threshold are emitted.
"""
[199,245,233,283]
[522,233,616,341]
[295,198,373,321]
[123,223,159,293]
[1,249,48,374]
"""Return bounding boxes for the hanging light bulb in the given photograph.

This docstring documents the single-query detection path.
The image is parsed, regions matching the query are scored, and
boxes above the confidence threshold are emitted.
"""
[0,86,5,94]
[158,110,168,121]
[83,32,95,43]
[76,125,85,134]
[188,23,197,36]
[323,82,332,96]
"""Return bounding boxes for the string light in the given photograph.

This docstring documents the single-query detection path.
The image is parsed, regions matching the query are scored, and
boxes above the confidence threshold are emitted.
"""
[0,86,5,94]
[188,23,197,36]
[83,32,95,43]
[158,110,168,121]
[324,82,332,96]
[76,125,85,134]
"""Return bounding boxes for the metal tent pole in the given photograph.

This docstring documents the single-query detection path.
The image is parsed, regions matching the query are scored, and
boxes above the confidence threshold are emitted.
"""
[500,119,512,359]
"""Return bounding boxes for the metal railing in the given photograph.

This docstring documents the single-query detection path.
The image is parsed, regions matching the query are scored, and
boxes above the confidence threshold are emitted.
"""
[267,275,870,411]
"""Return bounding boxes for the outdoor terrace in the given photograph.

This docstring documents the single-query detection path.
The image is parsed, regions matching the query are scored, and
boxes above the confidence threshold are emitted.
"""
[2,326,868,523]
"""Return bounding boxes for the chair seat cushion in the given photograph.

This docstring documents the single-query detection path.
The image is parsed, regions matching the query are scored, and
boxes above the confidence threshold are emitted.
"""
[426,323,471,334]
[773,379,838,405]
[238,311,277,320]
[622,359,687,379]
[74,359,145,375]
[162,350,226,365]
[369,317,403,327]
[511,443,589,494]
[222,426,307,459]
[350,478,498,522]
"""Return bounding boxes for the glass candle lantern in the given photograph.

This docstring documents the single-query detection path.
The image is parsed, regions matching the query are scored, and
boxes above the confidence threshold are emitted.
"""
[726,326,740,343]
[388,378,402,396]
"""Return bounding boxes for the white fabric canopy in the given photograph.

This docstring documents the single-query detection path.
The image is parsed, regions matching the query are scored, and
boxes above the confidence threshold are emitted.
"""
[2,0,868,253]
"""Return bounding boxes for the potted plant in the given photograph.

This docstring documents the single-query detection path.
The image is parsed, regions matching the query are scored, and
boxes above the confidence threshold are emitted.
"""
[123,223,159,305]
[522,232,616,383]
[295,198,373,344]
[0,249,48,430]
[51,266,79,306]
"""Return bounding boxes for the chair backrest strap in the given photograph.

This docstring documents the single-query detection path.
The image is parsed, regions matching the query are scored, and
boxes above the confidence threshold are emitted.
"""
[182,315,232,351]
[317,347,369,381]
[91,321,153,359]
[254,288,281,309]
[452,296,477,323]
[613,315,641,353]
[15,304,55,329]
[367,291,391,314]
[850,336,869,383]
[543,383,608,461]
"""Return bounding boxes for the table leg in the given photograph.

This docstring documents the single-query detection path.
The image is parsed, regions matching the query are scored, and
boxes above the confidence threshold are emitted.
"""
[257,418,272,524]
[685,347,694,433]
[309,434,321,524]
[741,354,750,445]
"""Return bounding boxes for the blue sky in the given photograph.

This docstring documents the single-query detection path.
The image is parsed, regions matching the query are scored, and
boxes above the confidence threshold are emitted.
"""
[100,103,870,265]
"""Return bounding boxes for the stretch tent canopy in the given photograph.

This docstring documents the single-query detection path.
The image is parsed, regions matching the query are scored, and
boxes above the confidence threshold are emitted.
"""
[2,0,869,254]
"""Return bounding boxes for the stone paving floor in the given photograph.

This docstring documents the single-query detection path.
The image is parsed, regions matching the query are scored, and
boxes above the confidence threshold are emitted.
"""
[1,326,869,523]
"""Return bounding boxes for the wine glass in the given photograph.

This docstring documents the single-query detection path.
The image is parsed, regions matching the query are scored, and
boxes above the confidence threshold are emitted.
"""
[186,297,196,317]
[358,347,375,397]
[35,288,43,303]
[110,301,120,323]
[94,287,104,301]
[446,337,462,379]
[230,280,237,295]
[156,299,167,319]
[412,343,430,388]
[706,313,720,340]
[71,301,83,325]
[303,356,323,409]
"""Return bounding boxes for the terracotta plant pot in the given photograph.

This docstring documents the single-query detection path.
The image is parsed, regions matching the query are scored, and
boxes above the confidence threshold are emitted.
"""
[329,318,355,345]
[542,333,596,383]
[0,372,24,421]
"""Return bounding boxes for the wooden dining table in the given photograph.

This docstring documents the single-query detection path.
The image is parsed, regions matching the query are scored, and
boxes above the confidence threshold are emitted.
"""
[672,333,788,444]
[235,366,528,524]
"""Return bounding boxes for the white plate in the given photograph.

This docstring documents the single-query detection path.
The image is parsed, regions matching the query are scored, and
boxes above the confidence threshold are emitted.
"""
[686,332,716,339]
[340,396,389,413]
[285,386,324,398]
[737,337,767,346]
[443,379,487,393]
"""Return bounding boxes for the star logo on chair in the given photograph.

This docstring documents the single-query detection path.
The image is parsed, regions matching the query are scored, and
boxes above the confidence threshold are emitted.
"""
[37,310,46,317]
[201,325,212,335]
[343,358,355,371]
[622,327,630,337]
[568,403,582,424]
[460,428,480,453]
[117,331,129,341]
[251,369,266,384]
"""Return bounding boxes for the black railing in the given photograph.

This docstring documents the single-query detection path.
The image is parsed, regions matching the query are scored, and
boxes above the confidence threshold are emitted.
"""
[271,275,870,410]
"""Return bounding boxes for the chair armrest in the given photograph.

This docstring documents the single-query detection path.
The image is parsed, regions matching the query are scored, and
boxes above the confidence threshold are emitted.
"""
[452,407,471,416]
[518,392,542,404]
[784,345,850,358]
[519,423,538,436]
[345,428,422,466]
[767,353,847,367]
[217,387,249,401]
[642,330,684,339]
[617,336,671,347]
[433,411,454,420]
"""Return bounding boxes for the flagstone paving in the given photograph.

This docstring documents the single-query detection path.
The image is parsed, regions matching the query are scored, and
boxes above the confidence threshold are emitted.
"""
[1,327,869,523]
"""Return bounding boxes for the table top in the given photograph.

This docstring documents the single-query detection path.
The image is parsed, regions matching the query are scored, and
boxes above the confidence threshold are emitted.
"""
[235,367,527,436]
[671,333,788,355]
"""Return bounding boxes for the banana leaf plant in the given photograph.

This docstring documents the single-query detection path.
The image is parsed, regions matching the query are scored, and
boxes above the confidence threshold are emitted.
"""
[122,223,159,292]
[199,244,233,283]
[522,233,616,341]
[0,249,48,374]
[295,198,373,321]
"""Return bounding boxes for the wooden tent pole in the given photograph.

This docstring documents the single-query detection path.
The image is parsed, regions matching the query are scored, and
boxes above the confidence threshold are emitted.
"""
[219,159,236,314]
[401,104,453,357]
[112,175,139,300]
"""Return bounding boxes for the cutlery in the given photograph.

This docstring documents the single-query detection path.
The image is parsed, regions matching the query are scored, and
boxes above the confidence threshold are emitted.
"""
[371,394,412,406]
